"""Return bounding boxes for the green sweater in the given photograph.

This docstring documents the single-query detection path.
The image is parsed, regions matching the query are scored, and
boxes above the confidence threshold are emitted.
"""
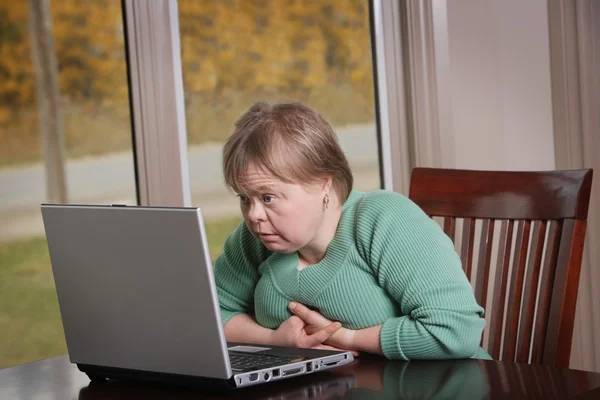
[214,190,491,360]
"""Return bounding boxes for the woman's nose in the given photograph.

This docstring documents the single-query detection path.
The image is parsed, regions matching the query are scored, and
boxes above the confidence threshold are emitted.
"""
[247,202,266,222]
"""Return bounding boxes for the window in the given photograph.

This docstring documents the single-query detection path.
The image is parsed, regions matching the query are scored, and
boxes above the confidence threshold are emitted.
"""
[0,0,135,368]
[178,0,379,254]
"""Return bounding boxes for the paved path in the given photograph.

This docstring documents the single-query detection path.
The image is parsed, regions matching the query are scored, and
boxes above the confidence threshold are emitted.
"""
[0,124,379,241]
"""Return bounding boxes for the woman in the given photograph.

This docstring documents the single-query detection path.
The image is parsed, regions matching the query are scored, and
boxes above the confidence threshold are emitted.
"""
[214,101,490,360]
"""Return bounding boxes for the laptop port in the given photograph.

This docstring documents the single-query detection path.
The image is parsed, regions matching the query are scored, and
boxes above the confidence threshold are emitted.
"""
[272,369,280,377]
[282,367,303,377]
[249,373,259,382]
[306,362,313,372]
[264,372,270,381]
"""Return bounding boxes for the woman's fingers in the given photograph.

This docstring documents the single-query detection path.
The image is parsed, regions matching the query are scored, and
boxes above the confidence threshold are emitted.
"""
[289,302,329,325]
[302,321,341,348]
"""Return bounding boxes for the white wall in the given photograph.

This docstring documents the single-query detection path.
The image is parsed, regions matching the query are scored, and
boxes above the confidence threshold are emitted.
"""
[438,0,556,171]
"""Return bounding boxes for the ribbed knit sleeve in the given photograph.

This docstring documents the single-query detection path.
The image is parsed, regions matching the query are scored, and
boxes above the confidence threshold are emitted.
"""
[355,191,486,360]
[213,221,271,325]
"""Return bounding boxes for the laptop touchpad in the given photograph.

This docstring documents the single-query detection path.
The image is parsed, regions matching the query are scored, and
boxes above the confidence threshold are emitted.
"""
[228,345,271,353]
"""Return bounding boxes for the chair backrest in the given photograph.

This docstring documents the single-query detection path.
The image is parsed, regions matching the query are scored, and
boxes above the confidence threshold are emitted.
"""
[408,168,593,368]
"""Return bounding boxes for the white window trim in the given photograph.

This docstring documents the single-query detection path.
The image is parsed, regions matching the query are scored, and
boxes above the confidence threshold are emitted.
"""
[372,0,449,194]
[400,0,442,170]
[123,0,191,206]
[372,0,411,194]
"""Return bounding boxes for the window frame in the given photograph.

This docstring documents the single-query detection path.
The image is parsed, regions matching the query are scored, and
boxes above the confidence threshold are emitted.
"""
[123,0,412,203]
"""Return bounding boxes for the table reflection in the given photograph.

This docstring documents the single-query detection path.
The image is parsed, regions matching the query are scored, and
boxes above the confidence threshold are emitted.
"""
[77,356,490,399]
[333,357,489,399]
[77,371,355,400]
[3,354,598,400]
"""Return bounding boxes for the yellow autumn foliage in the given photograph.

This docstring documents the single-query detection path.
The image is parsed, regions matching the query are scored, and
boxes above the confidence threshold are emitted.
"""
[0,0,374,167]
[0,0,373,121]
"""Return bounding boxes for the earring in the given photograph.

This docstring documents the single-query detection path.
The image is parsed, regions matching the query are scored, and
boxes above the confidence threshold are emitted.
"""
[324,193,330,210]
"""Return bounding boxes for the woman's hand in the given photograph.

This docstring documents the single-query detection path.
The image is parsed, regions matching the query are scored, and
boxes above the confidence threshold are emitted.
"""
[269,314,341,349]
[288,302,357,353]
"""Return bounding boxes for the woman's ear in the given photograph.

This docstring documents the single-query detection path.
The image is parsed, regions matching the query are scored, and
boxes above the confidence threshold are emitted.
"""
[321,177,333,193]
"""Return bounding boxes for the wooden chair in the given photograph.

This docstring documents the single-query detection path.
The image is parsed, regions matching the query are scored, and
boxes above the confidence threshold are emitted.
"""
[408,168,593,368]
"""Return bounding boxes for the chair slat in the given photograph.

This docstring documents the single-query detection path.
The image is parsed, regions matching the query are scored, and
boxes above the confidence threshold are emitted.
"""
[444,217,456,242]
[461,218,476,278]
[530,221,561,364]
[475,219,494,309]
[544,219,587,367]
[516,220,547,363]
[489,220,514,359]
[502,220,531,361]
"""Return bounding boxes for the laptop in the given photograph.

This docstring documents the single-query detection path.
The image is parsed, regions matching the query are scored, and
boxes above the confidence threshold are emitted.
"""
[40,204,354,389]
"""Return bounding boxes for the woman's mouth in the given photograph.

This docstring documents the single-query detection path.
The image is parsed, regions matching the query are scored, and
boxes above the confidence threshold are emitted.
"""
[257,232,279,241]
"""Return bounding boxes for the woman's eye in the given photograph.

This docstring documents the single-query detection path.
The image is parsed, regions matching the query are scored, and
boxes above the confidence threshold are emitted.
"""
[263,195,275,203]
[237,195,249,203]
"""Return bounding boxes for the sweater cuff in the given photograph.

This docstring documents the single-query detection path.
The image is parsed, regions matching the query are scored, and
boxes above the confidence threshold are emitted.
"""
[380,317,409,360]
[221,310,242,326]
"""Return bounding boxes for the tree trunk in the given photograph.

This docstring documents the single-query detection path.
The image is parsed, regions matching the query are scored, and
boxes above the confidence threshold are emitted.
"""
[28,0,67,203]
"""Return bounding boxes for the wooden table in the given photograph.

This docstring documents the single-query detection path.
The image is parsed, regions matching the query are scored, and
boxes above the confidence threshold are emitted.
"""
[2,354,600,399]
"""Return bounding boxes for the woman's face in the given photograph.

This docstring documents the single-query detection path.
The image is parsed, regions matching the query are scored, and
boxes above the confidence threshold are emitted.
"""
[237,164,329,254]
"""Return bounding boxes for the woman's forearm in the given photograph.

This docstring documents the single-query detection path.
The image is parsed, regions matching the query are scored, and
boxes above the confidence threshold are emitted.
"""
[339,325,383,355]
[224,313,275,345]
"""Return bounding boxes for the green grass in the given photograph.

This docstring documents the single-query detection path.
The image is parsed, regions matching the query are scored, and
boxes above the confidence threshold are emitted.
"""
[0,216,242,369]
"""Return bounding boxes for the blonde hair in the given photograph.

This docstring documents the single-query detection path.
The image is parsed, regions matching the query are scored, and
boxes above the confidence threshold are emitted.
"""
[223,102,353,202]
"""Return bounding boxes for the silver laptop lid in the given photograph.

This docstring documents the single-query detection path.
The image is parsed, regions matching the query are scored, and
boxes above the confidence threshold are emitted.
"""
[41,204,232,379]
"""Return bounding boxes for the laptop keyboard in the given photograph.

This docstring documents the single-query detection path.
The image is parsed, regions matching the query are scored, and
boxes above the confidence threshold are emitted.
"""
[229,353,294,372]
